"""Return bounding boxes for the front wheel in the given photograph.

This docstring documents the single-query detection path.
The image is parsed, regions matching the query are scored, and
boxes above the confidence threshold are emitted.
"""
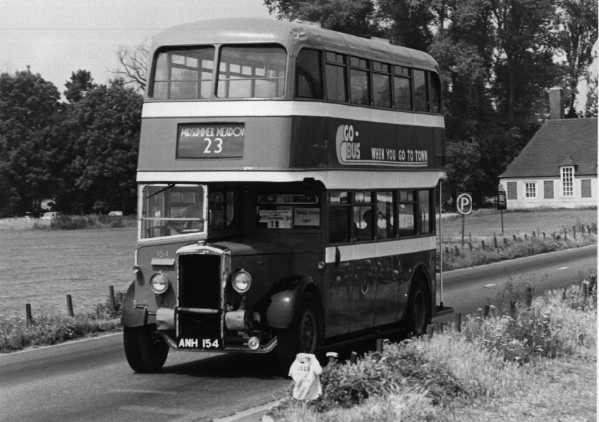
[275,296,322,374]
[123,325,169,372]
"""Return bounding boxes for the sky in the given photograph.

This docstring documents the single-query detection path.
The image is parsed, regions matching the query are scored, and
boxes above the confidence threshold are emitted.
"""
[0,0,271,90]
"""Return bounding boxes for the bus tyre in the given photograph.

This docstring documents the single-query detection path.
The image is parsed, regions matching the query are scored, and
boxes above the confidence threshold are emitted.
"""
[123,325,169,373]
[275,295,322,375]
[406,281,430,336]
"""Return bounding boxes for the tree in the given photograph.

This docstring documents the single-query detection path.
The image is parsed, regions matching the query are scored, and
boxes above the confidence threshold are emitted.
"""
[490,0,561,126]
[0,69,61,215]
[377,0,434,50]
[444,139,485,204]
[264,0,381,36]
[114,41,150,91]
[64,69,96,103]
[553,0,598,117]
[55,78,142,213]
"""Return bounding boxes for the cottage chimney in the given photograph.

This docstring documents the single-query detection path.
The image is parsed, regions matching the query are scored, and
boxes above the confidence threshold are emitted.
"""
[549,87,563,119]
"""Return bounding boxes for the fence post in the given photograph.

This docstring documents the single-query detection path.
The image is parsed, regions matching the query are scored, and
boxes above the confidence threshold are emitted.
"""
[426,324,434,339]
[525,286,533,307]
[493,233,498,249]
[109,285,116,312]
[509,301,517,318]
[25,303,33,327]
[454,312,462,332]
[66,294,74,317]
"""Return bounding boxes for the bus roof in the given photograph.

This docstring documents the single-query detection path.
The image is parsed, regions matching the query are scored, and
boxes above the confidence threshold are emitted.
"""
[151,18,439,72]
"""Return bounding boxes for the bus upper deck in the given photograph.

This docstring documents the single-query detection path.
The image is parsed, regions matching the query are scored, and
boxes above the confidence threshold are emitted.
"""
[138,18,445,188]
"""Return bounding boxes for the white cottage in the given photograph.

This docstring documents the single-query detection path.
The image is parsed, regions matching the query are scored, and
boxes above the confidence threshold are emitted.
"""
[499,117,597,209]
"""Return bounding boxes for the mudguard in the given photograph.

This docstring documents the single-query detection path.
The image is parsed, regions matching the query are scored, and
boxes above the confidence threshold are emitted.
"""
[121,282,147,328]
[266,278,320,329]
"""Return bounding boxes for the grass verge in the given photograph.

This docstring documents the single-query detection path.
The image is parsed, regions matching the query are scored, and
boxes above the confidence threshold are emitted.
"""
[273,278,597,422]
[442,230,596,270]
[0,292,124,353]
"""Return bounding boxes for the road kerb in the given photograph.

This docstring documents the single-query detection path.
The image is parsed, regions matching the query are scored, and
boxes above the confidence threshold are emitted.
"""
[213,398,284,422]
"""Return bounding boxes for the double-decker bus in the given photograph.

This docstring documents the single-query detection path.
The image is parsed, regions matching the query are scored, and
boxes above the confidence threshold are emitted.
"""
[122,18,446,372]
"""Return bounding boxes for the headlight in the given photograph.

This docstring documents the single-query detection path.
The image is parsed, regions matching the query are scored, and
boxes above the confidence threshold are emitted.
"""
[231,269,252,294]
[150,272,169,294]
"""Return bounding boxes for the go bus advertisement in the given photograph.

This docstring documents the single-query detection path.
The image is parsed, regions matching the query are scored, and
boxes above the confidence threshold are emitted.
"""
[290,117,444,170]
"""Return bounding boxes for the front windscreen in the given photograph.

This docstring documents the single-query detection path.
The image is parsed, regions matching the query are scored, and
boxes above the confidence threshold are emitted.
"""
[141,184,207,239]
[216,45,286,98]
[152,47,215,100]
[150,44,286,100]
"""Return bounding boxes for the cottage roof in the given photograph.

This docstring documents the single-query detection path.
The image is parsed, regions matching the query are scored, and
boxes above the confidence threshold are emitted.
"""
[500,118,597,178]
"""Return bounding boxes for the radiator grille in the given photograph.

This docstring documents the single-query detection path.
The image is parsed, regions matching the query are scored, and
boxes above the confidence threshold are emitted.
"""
[178,254,221,309]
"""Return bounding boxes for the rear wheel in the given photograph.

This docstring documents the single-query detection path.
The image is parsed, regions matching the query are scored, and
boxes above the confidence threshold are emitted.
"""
[275,295,322,374]
[123,325,169,372]
[406,280,430,336]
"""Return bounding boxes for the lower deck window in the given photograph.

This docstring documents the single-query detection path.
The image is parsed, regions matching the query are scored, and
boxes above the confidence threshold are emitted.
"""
[257,193,320,229]
[327,189,431,243]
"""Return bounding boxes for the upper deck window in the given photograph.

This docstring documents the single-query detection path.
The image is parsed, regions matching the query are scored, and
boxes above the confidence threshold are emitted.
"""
[217,45,286,99]
[393,66,411,110]
[349,57,369,105]
[413,69,428,112]
[429,72,441,113]
[295,49,323,99]
[372,61,391,108]
[152,47,215,100]
[325,52,347,102]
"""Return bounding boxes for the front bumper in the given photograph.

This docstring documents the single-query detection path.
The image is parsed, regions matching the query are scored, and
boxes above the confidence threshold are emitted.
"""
[155,307,276,354]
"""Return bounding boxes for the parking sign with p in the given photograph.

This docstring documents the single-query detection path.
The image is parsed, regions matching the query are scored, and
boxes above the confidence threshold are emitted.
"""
[457,193,472,215]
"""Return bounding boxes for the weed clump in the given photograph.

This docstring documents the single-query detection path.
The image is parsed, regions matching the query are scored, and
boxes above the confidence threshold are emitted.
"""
[311,341,465,412]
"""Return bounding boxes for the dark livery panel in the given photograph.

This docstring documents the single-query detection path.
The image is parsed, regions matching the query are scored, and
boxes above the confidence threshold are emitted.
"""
[137,111,443,173]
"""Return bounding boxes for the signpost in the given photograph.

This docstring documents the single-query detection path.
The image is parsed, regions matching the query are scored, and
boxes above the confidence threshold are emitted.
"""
[456,193,472,246]
[496,191,506,234]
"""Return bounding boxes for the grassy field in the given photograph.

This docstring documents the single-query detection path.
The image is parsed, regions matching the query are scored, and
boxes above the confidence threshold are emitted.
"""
[0,227,135,319]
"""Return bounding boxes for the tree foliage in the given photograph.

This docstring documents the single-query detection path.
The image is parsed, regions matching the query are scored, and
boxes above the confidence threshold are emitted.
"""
[0,70,142,216]
[0,69,61,216]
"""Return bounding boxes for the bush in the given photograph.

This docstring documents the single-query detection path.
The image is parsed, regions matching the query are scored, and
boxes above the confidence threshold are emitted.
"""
[32,214,134,230]
[0,313,120,352]
[311,340,465,412]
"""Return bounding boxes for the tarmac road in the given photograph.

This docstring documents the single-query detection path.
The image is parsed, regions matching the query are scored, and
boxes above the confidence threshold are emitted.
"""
[0,245,595,422]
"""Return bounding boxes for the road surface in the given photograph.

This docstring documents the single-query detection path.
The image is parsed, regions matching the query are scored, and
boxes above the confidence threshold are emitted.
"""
[1,245,595,422]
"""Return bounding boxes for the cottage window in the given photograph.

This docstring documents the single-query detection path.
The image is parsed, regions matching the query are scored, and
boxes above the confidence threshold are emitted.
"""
[525,182,536,198]
[506,182,517,199]
[581,179,592,198]
[561,167,574,197]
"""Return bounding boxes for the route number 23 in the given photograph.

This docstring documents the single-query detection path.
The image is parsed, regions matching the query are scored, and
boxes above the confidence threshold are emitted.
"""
[203,137,223,154]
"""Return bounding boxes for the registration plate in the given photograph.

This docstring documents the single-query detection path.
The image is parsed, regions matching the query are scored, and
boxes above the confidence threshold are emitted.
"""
[177,337,221,350]
[177,123,244,158]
